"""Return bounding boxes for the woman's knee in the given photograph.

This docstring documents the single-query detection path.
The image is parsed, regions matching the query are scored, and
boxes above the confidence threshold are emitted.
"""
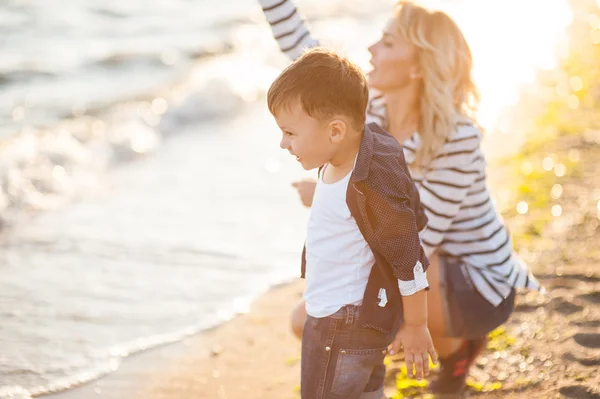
[290,300,307,339]
[424,253,449,337]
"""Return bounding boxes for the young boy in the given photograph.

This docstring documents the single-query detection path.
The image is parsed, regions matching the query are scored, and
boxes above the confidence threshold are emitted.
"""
[267,48,437,399]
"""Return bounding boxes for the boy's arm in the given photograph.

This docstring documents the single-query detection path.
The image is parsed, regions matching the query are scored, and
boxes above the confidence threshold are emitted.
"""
[368,181,437,378]
[390,291,437,380]
[366,167,429,296]
[257,0,319,60]
[366,155,436,378]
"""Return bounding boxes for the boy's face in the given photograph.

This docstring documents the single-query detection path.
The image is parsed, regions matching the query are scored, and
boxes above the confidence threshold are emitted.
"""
[274,101,336,171]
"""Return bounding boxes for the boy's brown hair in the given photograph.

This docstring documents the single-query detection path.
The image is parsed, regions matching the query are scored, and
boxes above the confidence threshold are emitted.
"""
[267,47,369,131]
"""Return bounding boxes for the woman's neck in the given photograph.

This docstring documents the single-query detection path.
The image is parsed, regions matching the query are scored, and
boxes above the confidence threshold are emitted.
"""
[384,88,420,144]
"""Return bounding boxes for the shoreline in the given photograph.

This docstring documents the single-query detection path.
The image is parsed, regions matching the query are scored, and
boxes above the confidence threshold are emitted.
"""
[46,280,306,399]
[44,268,600,399]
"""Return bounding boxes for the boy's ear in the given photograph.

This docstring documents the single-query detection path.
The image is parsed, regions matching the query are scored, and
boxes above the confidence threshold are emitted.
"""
[329,119,347,144]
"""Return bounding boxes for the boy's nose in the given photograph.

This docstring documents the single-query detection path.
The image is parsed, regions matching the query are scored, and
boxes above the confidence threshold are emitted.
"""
[280,136,289,150]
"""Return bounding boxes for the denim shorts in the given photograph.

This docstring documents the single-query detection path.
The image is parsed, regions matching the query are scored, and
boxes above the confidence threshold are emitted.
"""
[440,256,516,339]
[301,305,395,399]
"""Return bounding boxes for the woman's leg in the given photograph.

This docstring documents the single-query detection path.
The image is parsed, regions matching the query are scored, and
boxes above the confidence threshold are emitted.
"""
[425,253,517,395]
[424,252,465,356]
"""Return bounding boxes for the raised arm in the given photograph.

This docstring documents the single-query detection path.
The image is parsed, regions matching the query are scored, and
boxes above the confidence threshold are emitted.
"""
[258,0,389,126]
[258,0,319,60]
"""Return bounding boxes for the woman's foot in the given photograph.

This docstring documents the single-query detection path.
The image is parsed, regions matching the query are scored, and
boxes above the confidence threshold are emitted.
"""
[428,337,486,396]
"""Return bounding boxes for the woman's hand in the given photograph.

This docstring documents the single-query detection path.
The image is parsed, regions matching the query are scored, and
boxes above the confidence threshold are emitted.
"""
[291,179,317,207]
[388,324,438,380]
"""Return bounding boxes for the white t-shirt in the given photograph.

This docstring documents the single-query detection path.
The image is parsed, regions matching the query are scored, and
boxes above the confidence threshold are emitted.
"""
[303,166,376,318]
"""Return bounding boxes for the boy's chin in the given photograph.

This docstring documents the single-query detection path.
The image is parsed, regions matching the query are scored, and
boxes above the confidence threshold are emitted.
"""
[300,162,314,171]
[299,160,321,171]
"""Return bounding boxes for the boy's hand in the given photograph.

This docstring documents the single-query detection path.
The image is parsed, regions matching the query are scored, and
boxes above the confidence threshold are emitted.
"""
[291,179,317,207]
[388,324,438,380]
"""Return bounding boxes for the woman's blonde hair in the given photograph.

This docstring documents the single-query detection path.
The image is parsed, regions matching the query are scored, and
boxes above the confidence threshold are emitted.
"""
[394,1,479,167]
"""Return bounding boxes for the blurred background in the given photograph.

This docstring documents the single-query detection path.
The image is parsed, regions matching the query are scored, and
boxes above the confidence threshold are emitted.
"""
[1,0,599,398]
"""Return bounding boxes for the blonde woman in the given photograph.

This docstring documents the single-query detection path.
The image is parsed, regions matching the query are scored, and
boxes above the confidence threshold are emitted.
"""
[258,0,540,395]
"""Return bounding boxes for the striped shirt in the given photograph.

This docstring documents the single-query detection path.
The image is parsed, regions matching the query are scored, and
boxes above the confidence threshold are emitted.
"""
[258,0,540,306]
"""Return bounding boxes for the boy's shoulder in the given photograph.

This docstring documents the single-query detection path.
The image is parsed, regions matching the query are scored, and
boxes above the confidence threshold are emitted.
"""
[364,123,411,186]
[368,123,408,171]
[367,122,403,151]
[361,123,428,230]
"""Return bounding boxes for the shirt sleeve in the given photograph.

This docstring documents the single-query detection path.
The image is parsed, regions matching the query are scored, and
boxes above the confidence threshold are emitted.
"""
[258,0,390,130]
[365,155,429,296]
[397,260,429,296]
[257,0,319,60]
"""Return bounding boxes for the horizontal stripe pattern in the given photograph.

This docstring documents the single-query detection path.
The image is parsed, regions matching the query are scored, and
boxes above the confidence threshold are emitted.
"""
[259,0,319,59]
[259,0,540,306]
[408,125,539,305]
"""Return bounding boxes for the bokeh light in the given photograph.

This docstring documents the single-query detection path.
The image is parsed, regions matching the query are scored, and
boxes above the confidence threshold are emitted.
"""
[517,201,529,215]
[521,161,533,175]
[551,205,562,217]
[551,184,563,199]
[151,98,169,115]
[567,94,580,109]
[542,157,554,171]
[569,76,583,91]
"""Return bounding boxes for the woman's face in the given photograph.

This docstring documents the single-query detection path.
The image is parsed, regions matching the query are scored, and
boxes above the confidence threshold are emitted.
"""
[368,20,420,93]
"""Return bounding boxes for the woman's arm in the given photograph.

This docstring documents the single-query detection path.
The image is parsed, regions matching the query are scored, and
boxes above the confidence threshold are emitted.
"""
[258,0,389,127]
[258,0,319,60]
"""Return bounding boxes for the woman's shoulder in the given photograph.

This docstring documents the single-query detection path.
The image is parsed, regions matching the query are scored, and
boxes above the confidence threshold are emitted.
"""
[427,119,484,169]
[447,117,483,147]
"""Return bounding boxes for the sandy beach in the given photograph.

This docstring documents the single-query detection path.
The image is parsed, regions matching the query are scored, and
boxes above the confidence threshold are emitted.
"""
[46,264,600,399]
[48,280,306,399]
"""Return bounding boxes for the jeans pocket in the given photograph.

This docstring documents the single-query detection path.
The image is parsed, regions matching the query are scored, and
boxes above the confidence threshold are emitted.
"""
[330,347,388,397]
